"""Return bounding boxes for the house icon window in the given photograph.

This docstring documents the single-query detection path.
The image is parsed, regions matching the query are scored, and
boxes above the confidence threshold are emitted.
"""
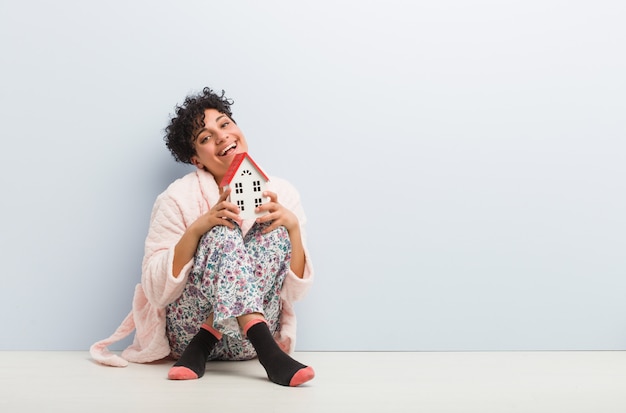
[219,153,270,220]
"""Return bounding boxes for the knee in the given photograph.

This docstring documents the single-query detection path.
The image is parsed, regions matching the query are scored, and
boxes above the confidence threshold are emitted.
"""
[196,225,243,254]
[264,225,291,248]
[202,224,241,240]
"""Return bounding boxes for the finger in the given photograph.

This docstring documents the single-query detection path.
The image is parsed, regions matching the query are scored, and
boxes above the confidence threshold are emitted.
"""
[257,197,282,214]
[257,211,280,226]
[216,208,242,222]
[212,199,239,218]
[254,203,272,215]
[217,188,231,203]
[217,214,241,228]
[263,191,277,203]
[262,220,281,234]
[255,203,278,218]
[219,218,236,229]
[220,201,240,214]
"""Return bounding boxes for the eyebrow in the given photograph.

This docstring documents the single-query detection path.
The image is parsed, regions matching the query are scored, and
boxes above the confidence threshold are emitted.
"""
[193,114,228,141]
[193,128,208,142]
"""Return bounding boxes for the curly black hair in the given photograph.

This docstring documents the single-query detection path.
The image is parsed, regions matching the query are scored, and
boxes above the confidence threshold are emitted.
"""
[164,87,235,164]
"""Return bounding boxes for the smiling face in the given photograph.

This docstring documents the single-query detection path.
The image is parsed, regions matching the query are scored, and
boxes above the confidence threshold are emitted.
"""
[191,108,249,184]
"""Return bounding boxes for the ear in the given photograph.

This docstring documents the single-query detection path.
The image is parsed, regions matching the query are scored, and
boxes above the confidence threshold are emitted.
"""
[191,156,204,170]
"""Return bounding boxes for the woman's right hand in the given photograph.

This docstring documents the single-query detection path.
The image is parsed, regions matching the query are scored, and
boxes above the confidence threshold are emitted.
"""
[193,188,242,235]
[173,188,241,278]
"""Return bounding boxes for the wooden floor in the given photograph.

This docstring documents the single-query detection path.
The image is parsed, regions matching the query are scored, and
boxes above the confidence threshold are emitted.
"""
[1,351,625,412]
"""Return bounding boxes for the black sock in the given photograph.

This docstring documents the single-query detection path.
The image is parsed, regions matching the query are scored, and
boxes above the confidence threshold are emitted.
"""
[168,327,219,380]
[245,321,315,386]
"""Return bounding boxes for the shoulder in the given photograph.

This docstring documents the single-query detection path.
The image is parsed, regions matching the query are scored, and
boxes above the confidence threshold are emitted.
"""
[161,171,201,197]
[152,169,220,218]
[152,171,204,212]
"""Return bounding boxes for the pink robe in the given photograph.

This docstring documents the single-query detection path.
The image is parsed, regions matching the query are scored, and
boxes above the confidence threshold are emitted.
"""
[90,169,314,367]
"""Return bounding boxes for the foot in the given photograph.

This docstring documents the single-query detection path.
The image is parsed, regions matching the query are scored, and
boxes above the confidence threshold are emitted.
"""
[167,326,219,380]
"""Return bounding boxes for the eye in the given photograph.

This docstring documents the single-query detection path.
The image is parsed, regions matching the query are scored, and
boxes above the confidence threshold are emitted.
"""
[221,121,230,128]
[199,135,211,144]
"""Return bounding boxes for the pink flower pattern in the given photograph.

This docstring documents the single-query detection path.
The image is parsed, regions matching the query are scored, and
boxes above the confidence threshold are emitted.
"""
[166,222,290,361]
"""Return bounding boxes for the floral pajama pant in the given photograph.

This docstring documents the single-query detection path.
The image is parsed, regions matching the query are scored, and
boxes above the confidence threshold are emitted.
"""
[165,222,291,360]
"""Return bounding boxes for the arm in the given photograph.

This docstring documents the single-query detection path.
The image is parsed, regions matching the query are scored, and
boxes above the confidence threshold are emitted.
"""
[141,193,191,307]
[256,178,314,301]
[142,188,242,307]
[172,188,240,276]
[285,226,305,279]
[256,190,305,278]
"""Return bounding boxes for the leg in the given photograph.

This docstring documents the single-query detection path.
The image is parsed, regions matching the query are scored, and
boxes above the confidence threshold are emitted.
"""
[167,223,314,385]
[167,314,223,380]
[237,224,315,387]
[166,225,261,379]
[242,317,315,387]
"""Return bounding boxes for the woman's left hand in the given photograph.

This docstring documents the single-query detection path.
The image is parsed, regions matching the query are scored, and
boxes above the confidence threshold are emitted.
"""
[255,191,299,234]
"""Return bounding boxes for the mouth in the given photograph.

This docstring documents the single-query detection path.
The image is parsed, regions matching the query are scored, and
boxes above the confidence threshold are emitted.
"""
[218,142,237,157]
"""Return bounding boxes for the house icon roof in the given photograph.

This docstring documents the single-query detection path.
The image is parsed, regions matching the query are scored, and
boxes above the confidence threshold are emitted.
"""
[219,152,270,187]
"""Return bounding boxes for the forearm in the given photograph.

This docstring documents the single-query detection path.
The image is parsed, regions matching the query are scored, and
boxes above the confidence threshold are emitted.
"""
[172,222,204,277]
[288,226,305,279]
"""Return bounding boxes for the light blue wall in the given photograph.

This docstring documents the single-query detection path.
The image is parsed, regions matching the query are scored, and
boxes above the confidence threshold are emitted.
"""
[1,0,625,351]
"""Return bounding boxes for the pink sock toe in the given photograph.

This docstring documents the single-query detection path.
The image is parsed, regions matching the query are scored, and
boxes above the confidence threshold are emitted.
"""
[168,366,199,380]
[289,366,315,387]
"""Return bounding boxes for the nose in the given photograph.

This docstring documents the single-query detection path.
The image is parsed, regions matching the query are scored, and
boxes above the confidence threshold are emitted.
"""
[215,132,228,145]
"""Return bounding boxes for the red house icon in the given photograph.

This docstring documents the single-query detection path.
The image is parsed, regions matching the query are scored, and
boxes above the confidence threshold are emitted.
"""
[220,152,270,220]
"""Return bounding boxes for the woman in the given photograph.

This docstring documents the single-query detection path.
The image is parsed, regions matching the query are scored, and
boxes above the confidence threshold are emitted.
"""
[90,87,315,387]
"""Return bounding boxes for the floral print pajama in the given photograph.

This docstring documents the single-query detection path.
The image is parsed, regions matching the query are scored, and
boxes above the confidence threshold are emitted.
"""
[166,222,291,361]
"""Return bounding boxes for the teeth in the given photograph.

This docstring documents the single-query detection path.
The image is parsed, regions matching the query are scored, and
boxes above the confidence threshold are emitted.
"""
[219,143,236,156]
